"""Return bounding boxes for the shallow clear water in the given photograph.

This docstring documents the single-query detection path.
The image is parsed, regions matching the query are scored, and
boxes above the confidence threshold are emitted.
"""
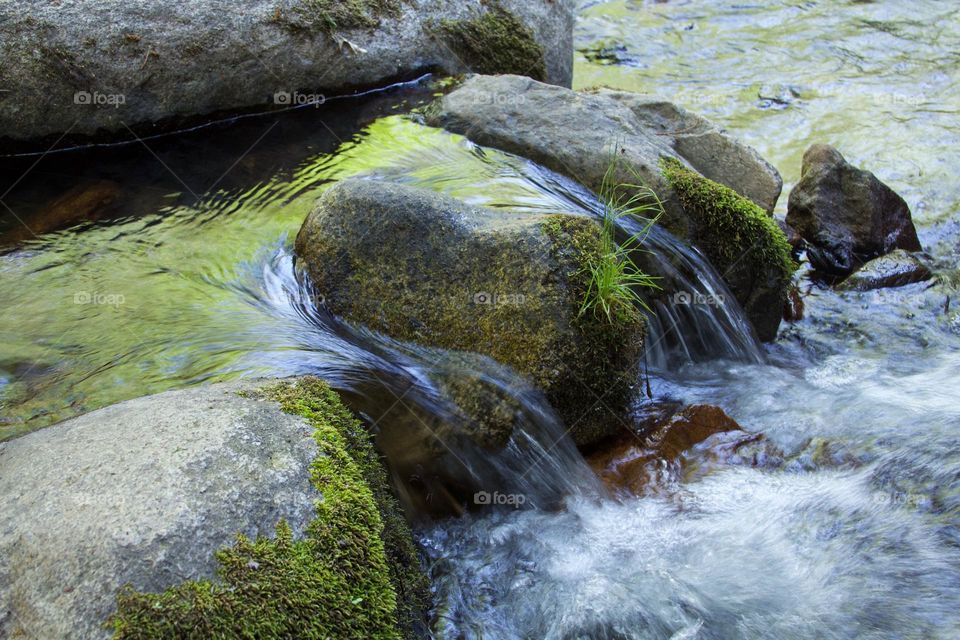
[1,0,959,637]
[575,0,960,230]
[0,97,749,438]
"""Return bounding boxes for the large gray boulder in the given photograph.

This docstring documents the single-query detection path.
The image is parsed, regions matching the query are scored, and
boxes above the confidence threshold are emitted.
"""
[295,179,646,447]
[0,379,424,639]
[0,0,573,144]
[787,144,922,278]
[425,75,794,340]
[425,75,782,228]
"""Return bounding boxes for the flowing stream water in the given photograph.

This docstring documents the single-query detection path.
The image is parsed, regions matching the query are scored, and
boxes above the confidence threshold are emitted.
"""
[2,0,960,638]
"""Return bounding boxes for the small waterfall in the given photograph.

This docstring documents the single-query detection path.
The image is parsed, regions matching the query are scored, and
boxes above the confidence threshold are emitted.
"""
[625,223,765,369]
[521,161,765,369]
[245,249,600,518]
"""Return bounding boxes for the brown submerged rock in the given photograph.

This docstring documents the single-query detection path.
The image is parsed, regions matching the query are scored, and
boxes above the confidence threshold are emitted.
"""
[587,404,745,495]
[0,180,120,248]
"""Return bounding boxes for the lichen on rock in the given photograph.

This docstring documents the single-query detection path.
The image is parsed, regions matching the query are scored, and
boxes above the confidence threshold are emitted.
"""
[276,0,405,34]
[110,377,427,640]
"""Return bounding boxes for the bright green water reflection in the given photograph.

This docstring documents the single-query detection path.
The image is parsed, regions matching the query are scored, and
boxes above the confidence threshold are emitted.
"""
[0,115,604,440]
[0,117,458,438]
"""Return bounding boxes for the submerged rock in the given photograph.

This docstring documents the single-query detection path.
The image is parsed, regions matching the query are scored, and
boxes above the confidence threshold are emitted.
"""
[0,378,427,639]
[426,74,795,340]
[786,144,922,279]
[0,180,120,249]
[295,179,646,446]
[0,0,573,145]
[586,404,745,496]
[837,249,933,292]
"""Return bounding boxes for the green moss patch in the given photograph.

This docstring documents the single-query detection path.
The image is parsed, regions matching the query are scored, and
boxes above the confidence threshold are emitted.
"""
[110,377,426,640]
[660,156,796,292]
[437,5,547,81]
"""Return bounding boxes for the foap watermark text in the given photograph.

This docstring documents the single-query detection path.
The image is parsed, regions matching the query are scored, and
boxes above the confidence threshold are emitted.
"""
[672,290,725,307]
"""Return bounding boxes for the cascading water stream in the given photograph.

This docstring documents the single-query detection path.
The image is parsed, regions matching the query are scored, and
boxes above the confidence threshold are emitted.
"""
[2,25,956,633]
[513,161,765,368]
[0,107,758,521]
[233,247,600,516]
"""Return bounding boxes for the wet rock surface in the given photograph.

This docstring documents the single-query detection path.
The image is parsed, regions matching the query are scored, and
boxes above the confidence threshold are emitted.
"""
[427,74,782,228]
[787,144,922,279]
[837,250,933,291]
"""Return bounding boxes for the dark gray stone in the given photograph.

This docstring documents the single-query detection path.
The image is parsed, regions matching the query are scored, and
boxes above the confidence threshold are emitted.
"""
[837,250,933,291]
[787,144,922,278]
[0,0,573,143]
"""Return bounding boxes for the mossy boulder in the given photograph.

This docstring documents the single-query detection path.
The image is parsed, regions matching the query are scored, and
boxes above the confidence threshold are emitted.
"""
[295,179,645,447]
[0,378,427,639]
[425,74,793,340]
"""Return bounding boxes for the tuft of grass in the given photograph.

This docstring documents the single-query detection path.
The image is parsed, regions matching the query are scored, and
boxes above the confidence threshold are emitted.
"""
[579,154,663,323]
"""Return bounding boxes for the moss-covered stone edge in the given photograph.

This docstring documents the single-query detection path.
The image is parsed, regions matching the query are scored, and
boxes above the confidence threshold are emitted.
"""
[434,3,547,81]
[108,377,428,640]
[660,156,797,295]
